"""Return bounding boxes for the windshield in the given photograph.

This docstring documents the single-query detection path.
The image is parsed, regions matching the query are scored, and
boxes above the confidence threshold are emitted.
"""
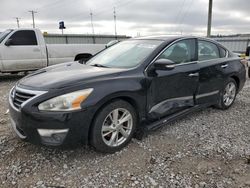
[87,40,162,68]
[0,29,13,43]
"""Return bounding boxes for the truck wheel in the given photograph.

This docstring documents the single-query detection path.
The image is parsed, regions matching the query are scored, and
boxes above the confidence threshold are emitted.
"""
[90,100,137,153]
[215,78,237,110]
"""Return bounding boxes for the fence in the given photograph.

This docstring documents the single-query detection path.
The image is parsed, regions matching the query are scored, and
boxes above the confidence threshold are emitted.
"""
[43,34,250,54]
[212,37,250,53]
[43,33,130,44]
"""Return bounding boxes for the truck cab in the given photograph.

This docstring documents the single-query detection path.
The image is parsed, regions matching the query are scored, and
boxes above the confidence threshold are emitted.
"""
[0,28,105,73]
[0,29,47,72]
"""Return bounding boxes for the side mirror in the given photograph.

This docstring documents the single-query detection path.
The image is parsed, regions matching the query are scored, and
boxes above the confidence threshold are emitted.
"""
[154,59,175,70]
[5,38,13,46]
[105,40,119,48]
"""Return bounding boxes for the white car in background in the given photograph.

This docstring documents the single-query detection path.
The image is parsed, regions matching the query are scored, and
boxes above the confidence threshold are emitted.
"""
[0,29,105,73]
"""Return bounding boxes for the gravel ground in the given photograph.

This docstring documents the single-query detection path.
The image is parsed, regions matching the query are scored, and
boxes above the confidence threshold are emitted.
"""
[0,73,250,188]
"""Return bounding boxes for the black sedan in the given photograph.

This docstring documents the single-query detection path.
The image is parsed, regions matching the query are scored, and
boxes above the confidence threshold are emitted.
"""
[8,36,246,153]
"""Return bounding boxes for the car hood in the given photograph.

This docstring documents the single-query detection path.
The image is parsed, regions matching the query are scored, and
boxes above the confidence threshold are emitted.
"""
[18,62,125,90]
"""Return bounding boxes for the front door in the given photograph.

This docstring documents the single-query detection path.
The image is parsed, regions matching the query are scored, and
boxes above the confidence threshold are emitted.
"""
[147,38,199,119]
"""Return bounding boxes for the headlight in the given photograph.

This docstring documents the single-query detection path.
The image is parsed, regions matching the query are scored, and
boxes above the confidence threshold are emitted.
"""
[38,88,93,111]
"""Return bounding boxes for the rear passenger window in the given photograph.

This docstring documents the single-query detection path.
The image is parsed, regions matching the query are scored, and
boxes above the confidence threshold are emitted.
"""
[8,30,37,46]
[158,39,196,64]
[198,40,219,61]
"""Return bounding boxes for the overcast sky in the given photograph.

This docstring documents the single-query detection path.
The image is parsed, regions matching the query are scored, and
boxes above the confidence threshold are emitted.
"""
[0,0,249,36]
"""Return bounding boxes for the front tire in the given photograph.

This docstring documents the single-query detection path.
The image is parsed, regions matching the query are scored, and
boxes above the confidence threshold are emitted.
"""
[90,100,137,153]
[216,78,237,110]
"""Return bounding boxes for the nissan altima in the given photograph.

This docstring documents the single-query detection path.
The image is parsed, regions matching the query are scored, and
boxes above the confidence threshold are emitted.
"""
[8,36,246,153]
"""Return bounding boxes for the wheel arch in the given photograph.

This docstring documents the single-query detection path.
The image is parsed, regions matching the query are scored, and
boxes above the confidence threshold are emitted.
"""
[87,95,142,143]
[230,75,240,91]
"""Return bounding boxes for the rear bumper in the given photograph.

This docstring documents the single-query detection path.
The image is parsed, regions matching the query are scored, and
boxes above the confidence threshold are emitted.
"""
[8,94,96,147]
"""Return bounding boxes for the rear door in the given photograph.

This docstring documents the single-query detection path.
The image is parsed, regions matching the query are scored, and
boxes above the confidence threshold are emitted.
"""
[1,30,44,72]
[147,38,200,119]
[196,39,228,104]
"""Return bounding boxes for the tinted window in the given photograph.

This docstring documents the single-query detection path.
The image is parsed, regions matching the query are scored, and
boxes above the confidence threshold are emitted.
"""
[219,46,227,58]
[158,39,196,64]
[198,40,219,61]
[8,30,37,46]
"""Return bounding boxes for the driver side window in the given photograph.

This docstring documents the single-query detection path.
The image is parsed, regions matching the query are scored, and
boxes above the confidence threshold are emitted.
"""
[158,39,196,64]
[8,30,38,46]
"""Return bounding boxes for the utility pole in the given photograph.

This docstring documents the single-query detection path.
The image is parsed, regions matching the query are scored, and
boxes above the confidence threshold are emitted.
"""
[113,7,117,38]
[14,17,20,28]
[207,0,213,37]
[29,10,37,28]
[90,10,95,35]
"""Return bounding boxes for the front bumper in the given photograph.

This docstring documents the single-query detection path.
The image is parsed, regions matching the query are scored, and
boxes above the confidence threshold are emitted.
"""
[8,91,96,147]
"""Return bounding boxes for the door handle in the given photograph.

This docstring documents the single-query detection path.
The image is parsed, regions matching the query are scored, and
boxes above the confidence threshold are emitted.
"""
[188,72,199,77]
[221,64,228,68]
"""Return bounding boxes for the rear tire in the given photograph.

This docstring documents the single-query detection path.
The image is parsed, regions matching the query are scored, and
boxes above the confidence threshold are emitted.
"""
[215,78,237,110]
[90,100,137,153]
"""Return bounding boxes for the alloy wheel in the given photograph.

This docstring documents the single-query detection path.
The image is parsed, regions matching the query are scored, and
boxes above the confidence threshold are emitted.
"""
[101,108,133,147]
[223,82,236,106]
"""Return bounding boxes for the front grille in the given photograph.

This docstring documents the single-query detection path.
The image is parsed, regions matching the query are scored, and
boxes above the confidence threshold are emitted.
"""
[12,89,35,109]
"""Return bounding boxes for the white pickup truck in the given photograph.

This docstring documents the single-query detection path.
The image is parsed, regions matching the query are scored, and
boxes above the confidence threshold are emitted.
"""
[0,28,105,73]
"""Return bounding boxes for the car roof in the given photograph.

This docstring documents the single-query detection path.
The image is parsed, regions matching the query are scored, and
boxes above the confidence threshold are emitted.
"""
[133,35,193,41]
[133,35,220,43]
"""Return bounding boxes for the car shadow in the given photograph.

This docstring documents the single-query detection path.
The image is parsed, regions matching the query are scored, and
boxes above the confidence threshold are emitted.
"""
[0,73,25,81]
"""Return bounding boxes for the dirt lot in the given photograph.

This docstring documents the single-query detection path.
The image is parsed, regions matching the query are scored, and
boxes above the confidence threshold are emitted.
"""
[0,74,250,188]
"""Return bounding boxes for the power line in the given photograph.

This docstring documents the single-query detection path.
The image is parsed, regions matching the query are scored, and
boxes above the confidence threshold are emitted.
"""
[178,0,195,34]
[38,0,65,10]
[66,0,136,21]
[28,10,37,28]
[172,0,186,33]
[30,0,136,35]
[95,0,135,17]
[14,17,21,28]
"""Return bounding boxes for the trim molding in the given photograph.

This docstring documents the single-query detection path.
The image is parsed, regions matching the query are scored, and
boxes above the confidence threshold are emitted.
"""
[196,90,219,99]
[149,95,193,113]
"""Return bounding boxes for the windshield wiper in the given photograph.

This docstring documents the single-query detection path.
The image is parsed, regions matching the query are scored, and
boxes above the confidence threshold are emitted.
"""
[90,64,110,68]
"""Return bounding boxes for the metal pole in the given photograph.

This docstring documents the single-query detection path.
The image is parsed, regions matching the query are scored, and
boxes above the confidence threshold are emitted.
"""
[15,17,20,28]
[90,10,95,35]
[207,0,213,37]
[29,10,37,28]
[113,7,117,38]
